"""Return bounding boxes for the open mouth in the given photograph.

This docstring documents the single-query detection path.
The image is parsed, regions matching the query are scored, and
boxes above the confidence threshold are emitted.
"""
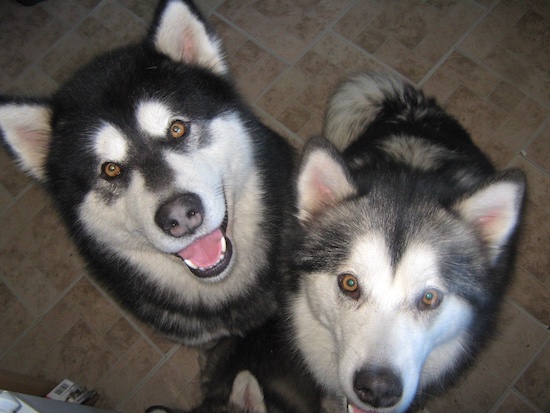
[175,216,233,279]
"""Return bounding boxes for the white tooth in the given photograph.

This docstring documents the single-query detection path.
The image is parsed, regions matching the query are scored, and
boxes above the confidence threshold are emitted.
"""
[220,236,227,253]
[347,403,353,413]
[184,259,198,269]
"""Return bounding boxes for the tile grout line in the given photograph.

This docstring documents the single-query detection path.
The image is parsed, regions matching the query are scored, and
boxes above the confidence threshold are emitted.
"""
[8,0,151,94]
[487,334,549,413]
[115,344,184,411]
[417,0,500,88]
[0,181,35,218]
[427,3,550,112]
[72,276,188,410]
[209,11,296,106]
[510,114,550,175]
[252,105,305,146]
[485,298,550,413]
[0,271,85,362]
[503,295,550,332]
[210,11,294,67]
[327,29,411,81]
[8,0,101,91]
[211,0,359,109]
[83,275,182,358]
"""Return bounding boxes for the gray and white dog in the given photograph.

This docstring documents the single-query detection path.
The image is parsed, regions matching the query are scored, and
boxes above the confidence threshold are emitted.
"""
[286,72,525,413]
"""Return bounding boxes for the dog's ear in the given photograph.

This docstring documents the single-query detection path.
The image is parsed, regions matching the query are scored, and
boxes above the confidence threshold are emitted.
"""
[0,100,52,181]
[296,137,356,223]
[149,0,228,75]
[229,370,267,413]
[455,169,525,263]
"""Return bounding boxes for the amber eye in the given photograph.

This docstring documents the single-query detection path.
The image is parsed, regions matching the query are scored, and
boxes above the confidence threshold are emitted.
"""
[102,162,122,179]
[170,120,187,139]
[338,273,359,299]
[420,289,443,310]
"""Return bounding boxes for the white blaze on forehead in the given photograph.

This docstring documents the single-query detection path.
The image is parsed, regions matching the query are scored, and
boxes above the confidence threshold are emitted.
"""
[94,123,128,161]
[136,100,172,137]
[395,243,441,291]
[348,234,394,300]
[349,236,441,306]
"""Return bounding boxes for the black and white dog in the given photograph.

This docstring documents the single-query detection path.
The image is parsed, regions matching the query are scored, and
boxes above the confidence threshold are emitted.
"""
[0,0,294,345]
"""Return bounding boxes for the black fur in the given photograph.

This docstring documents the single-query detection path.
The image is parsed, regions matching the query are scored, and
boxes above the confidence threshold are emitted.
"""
[191,318,321,413]
[285,72,526,412]
[0,0,295,345]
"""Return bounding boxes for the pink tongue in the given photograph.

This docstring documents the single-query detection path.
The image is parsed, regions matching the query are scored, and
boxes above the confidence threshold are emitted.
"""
[177,229,224,268]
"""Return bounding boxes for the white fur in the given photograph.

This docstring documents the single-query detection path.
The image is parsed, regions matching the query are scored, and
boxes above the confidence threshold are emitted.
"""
[0,103,52,180]
[78,113,267,306]
[93,123,128,162]
[324,72,408,151]
[291,235,473,413]
[136,100,174,137]
[154,0,227,74]
[379,135,457,171]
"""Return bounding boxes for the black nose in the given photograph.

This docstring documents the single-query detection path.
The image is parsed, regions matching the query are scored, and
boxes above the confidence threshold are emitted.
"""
[353,366,403,408]
[155,193,203,238]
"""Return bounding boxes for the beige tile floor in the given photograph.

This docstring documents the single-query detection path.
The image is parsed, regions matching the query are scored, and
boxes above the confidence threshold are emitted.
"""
[0,0,549,412]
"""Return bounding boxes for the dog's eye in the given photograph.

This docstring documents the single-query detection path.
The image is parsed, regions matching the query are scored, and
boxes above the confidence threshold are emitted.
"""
[338,273,360,299]
[170,120,187,139]
[102,162,122,179]
[419,289,443,310]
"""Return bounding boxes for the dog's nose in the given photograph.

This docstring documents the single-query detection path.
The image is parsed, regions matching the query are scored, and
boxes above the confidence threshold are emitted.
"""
[353,366,403,408]
[155,193,204,237]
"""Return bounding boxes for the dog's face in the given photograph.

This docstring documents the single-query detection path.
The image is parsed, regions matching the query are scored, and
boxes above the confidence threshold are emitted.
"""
[0,1,264,291]
[292,207,475,413]
[72,91,253,282]
[289,138,525,413]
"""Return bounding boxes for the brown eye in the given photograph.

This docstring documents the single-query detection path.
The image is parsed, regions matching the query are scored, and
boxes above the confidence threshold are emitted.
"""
[420,289,443,310]
[102,162,122,179]
[338,273,359,299]
[170,120,187,139]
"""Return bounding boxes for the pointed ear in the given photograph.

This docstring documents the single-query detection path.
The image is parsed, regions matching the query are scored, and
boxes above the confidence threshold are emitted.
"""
[0,101,52,181]
[455,169,526,263]
[229,370,267,413]
[296,137,356,223]
[150,0,228,75]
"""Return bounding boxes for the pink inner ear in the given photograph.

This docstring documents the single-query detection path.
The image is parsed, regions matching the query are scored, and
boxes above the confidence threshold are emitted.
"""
[307,172,338,214]
[243,386,255,409]
[314,174,336,199]
[478,213,496,225]
[476,213,499,239]
[181,29,196,63]
[14,126,50,178]
[17,128,49,147]
[319,183,335,199]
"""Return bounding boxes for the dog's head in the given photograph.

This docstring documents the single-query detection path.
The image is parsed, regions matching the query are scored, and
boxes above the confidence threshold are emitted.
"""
[289,137,525,413]
[0,1,262,289]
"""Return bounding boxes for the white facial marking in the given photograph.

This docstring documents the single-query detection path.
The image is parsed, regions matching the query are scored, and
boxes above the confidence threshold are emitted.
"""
[293,233,474,413]
[136,100,173,137]
[79,111,267,306]
[94,123,128,162]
